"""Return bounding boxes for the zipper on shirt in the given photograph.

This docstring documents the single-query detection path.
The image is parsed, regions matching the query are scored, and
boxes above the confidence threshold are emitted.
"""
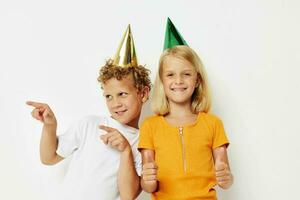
[179,127,187,173]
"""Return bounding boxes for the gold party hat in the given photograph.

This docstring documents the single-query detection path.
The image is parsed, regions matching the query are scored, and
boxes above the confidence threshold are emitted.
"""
[113,25,138,67]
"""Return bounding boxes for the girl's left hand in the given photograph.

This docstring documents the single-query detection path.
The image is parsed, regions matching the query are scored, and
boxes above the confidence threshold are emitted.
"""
[215,162,233,189]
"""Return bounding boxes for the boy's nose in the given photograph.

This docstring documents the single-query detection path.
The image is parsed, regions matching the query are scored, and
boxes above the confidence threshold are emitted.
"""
[112,99,122,108]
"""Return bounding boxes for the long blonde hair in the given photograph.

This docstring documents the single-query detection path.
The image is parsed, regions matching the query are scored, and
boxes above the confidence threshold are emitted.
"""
[152,46,211,115]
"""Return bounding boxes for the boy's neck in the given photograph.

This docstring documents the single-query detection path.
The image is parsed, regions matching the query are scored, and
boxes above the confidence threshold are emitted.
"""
[110,114,140,130]
[126,114,141,129]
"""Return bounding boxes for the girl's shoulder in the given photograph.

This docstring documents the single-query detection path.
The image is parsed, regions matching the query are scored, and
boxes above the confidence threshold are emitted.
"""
[141,115,164,128]
[199,112,223,124]
[142,115,162,123]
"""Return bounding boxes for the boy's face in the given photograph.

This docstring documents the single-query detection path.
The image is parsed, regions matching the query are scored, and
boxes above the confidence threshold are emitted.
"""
[102,74,149,128]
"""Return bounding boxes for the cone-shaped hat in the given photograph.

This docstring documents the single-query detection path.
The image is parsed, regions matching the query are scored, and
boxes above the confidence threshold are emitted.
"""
[113,25,138,67]
[163,18,188,50]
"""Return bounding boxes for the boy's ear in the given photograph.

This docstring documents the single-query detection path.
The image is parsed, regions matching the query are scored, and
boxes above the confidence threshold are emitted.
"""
[140,86,150,103]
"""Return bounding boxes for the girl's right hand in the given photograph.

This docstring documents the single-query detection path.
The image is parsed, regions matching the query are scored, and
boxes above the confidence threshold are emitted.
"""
[142,162,158,184]
[26,101,57,125]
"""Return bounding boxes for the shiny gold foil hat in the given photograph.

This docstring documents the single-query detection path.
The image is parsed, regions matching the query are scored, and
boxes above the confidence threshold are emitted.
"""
[113,24,138,68]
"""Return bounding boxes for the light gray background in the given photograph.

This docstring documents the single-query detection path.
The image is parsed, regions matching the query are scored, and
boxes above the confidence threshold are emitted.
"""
[0,0,299,199]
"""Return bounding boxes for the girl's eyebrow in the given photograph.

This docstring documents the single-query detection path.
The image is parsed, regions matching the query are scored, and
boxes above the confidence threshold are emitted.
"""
[182,69,193,72]
[163,70,174,73]
[164,69,194,73]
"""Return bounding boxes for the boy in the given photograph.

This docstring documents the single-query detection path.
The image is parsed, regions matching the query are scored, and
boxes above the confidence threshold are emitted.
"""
[27,25,151,200]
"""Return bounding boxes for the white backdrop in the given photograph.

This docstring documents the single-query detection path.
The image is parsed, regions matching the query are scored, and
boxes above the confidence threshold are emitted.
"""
[1,0,299,199]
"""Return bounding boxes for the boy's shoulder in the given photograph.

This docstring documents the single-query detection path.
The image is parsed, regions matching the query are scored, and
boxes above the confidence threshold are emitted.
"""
[78,115,103,123]
[80,115,138,134]
[75,115,110,127]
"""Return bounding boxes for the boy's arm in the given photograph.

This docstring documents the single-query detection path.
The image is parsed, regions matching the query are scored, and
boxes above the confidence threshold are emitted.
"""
[140,149,158,193]
[99,126,141,200]
[118,146,141,200]
[213,145,233,189]
[40,123,64,165]
[27,101,64,165]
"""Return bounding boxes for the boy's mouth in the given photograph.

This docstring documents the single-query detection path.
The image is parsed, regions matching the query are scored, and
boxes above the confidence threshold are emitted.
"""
[115,109,127,115]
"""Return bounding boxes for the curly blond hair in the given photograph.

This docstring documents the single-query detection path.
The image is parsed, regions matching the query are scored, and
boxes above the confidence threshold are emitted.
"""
[97,59,151,91]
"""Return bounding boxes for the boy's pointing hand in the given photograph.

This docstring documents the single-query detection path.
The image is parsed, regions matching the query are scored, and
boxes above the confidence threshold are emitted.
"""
[99,125,130,152]
[26,101,57,125]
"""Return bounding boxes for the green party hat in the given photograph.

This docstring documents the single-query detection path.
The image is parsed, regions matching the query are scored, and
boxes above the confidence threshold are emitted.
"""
[163,17,188,50]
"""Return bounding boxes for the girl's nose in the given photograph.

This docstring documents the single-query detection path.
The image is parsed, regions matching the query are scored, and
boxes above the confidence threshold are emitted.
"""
[175,75,183,84]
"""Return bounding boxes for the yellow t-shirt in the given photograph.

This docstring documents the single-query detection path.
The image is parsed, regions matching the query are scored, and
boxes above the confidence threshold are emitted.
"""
[138,112,229,200]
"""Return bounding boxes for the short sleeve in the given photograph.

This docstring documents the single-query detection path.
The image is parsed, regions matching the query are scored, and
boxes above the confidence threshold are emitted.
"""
[138,118,154,150]
[212,117,230,149]
[132,142,142,176]
[56,121,82,158]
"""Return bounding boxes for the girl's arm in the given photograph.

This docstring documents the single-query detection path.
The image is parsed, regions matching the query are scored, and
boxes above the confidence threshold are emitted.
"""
[213,145,233,189]
[118,146,141,200]
[140,149,158,193]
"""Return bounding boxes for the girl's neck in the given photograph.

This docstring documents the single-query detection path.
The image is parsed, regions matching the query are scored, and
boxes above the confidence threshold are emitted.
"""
[168,102,193,117]
[165,101,198,126]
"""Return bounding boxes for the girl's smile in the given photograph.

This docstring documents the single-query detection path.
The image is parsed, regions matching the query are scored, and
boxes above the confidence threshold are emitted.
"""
[162,56,198,105]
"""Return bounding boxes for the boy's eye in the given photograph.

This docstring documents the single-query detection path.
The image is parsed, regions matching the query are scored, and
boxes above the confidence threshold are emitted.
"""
[105,95,113,100]
[119,92,128,97]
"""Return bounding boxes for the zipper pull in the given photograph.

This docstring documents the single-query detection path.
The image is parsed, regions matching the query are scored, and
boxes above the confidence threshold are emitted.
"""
[179,127,183,135]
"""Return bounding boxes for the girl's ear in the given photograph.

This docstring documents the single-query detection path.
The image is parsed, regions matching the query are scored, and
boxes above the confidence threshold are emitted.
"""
[140,86,150,103]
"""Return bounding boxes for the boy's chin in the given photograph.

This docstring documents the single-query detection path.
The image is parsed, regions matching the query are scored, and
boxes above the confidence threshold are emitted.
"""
[114,116,138,128]
[112,115,130,124]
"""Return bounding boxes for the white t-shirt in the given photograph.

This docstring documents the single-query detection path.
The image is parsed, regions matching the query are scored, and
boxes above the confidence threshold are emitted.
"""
[56,115,141,200]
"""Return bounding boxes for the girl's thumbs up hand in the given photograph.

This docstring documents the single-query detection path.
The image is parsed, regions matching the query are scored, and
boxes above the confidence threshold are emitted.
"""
[215,161,233,189]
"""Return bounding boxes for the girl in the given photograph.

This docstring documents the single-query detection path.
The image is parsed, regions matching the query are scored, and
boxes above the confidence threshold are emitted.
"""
[138,45,233,200]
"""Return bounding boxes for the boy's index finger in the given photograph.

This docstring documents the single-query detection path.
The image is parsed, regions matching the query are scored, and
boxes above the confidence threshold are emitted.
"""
[26,101,45,108]
[99,125,115,133]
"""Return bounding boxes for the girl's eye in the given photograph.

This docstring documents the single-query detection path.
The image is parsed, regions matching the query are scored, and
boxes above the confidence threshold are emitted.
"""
[166,73,174,77]
[184,73,191,76]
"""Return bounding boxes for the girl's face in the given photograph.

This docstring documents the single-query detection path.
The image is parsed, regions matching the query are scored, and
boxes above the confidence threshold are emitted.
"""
[161,56,198,106]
